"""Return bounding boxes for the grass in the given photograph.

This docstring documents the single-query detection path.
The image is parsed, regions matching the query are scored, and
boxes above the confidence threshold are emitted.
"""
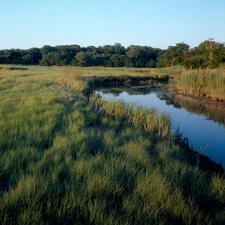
[134,64,225,101]
[90,95,170,140]
[0,65,224,225]
[172,68,225,101]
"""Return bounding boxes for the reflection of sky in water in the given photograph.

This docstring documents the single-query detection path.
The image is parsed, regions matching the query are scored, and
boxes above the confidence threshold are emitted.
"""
[96,90,225,167]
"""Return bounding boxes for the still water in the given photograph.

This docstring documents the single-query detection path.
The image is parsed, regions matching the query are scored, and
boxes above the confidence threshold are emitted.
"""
[95,86,225,167]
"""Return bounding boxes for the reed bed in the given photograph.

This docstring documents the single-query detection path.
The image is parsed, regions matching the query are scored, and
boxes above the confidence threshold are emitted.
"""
[90,95,170,140]
[175,69,225,101]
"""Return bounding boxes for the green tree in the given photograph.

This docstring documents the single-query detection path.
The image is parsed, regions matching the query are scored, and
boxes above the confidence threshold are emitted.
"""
[157,43,189,67]
[74,51,92,66]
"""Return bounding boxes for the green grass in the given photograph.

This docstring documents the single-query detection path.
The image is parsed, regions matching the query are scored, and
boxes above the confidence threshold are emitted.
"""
[0,65,224,225]
[90,95,170,140]
[137,65,225,101]
[172,68,225,101]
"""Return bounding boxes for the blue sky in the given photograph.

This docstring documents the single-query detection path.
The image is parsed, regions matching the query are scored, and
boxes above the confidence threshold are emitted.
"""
[1,0,225,49]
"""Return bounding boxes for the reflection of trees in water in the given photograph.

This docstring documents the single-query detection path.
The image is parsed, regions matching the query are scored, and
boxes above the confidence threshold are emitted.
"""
[159,92,225,126]
[96,83,168,96]
[149,91,225,127]
[172,98,225,127]
[96,84,225,127]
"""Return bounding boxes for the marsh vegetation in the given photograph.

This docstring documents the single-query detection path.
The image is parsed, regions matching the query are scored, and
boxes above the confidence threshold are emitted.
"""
[174,69,225,101]
[0,65,224,225]
[96,85,225,168]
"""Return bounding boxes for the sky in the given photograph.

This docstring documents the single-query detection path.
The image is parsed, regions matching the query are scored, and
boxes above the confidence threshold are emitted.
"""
[0,0,225,50]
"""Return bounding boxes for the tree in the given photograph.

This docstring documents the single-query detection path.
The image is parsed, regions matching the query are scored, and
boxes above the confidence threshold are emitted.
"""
[183,56,206,69]
[126,45,158,67]
[39,52,62,66]
[0,41,223,68]
[41,45,57,55]
[157,43,189,67]
[0,53,9,63]
[74,52,92,66]
[22,48,42,64]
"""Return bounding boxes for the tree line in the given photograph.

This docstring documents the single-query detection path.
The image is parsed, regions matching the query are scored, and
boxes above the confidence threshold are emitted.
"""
[0,40,224,68]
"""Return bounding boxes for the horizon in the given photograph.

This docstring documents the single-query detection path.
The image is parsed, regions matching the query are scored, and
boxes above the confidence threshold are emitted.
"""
[1,0,225,50]
[0,39,223,51]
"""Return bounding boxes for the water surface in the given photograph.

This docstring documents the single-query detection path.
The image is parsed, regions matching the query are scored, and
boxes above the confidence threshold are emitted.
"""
[95,86,225,167]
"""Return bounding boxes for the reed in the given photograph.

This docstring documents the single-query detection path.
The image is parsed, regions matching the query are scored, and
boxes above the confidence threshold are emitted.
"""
[90,95,170,140]
[175,69,225,100]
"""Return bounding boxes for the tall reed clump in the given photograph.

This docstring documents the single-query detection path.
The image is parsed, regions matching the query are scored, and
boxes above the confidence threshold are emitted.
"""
[90,95,170,140]
[175,69,225,101]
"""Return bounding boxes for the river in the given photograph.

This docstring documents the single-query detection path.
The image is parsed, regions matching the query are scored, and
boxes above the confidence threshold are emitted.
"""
[95,85,225,168]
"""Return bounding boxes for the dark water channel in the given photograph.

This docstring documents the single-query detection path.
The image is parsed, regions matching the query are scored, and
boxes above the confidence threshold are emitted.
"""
[95,85,225,168]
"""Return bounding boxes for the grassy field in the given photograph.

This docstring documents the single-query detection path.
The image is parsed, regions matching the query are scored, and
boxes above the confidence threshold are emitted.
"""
[0,65,225,225]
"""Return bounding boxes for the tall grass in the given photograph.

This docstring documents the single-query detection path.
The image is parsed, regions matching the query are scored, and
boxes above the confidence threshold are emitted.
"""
[90,95,170,140]
[158,65,186,78]
[175,69,225,100]
[0,65,224,225]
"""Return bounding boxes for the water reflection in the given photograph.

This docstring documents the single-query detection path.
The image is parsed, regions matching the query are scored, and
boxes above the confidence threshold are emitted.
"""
[95,86,225,167]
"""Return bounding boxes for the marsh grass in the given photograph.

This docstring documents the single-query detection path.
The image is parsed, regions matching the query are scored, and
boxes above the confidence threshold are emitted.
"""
[0,65,224,225]
[150,65,225,101]
[175,69,225,100]
[90,95,170,140]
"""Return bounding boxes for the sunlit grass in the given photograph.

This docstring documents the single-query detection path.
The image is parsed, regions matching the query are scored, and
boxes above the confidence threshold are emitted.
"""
[90,95,170,140]
[175,69,225,100]
[0,65,224,225]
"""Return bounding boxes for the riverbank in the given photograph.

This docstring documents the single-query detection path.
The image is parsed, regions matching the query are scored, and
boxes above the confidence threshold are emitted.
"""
[91,91,224,173]
[170,68,225,101]
[175,93,225,109]
[0,65,225,225]
[172,94,225,127]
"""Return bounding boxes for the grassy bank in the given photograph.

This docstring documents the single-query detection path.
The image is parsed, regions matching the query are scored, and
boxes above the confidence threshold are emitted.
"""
[174,69,225,101]
[0,65,225,225]
[158,65,225,101]
[135,65,225,101]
